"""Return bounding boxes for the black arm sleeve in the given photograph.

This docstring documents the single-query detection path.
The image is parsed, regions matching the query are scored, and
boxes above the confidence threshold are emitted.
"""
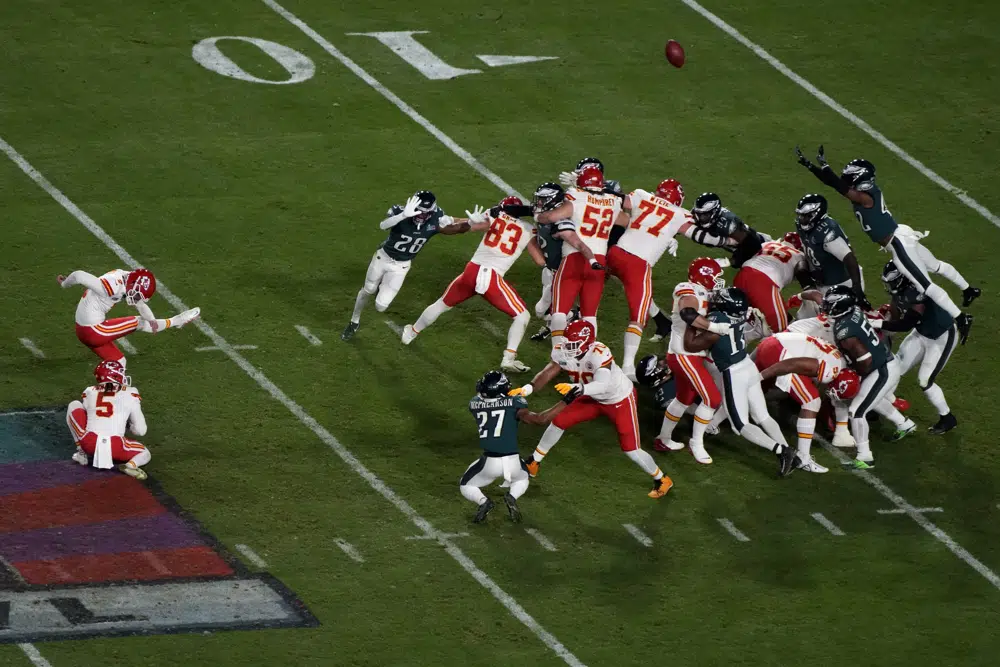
[730,230,764,268]
[879,308,922,333]
[808,164,849,195]
[679,307,699,325]
[608,223,626,247]
[500,204,534,218]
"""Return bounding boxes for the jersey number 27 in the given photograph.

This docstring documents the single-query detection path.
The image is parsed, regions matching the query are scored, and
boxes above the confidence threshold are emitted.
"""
[476,409,505,438]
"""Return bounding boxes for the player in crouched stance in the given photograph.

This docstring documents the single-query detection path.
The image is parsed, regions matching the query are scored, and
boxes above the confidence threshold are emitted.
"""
[58,268,200,365]
[66,360,151,480]
[509,320,673,499]
[462,370,580,523]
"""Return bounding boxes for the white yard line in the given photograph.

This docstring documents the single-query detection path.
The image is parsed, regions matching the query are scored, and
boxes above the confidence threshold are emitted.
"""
[810,512,845,536]
[18,645,53,667]
[0,409,62,417]
[877,507,943,515]
[479,318,505,339]
[716,518,751,543]
[19,338,45,359]
[235,543,268,568]
[404,532,470,540]
[622,523,653,547]
[383,319,403,336]
[295,324,323,346]
[680,0,1000,228]
[118,337,138,355]
[525,528,558,552]
[0,129,586,667]
[194,344,258,352]
[333,538,365,563]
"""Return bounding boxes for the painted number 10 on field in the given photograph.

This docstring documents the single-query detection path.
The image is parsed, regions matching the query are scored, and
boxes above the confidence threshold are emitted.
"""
[193,31,558,84]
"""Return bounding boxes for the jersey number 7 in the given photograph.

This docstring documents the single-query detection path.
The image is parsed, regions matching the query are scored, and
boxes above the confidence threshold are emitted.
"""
[630,200,675,236]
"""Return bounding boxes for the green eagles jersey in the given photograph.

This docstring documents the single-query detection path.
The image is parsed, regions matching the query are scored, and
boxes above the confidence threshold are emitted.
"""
[833,306,892,373]
[380,205,445,261]
[704,209,748,240]
[469,395,527,456]
[536,221,570,271]
[852,183,898,244]
[706,310,747,371]
[800,217,851,286]
[895,285,954,339]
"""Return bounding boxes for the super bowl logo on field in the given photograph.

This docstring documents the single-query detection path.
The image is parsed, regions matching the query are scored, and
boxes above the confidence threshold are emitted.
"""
[0,409,317,643]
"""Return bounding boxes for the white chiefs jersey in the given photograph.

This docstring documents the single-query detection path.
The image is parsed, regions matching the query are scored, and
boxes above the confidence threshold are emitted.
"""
[617,189,692,265]
[742,241,805,289]
[556,341,632,404]
[669,281,712,357]
[75,269,129,326]
[470,211,535,276]
[786,314,834,343]
[561,187,622,258]
[80,384,146,437]
[771,332,845,384]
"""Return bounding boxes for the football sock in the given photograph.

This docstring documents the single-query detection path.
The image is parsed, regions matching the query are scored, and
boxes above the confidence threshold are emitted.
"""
[923,384,951,415]
[874,401,906,428]
[625,449,663,478]
[690,403,715,443]
[549,312,568,347]
[351,288,373,324]
[834,403,851,434]
[924,283,961,318]
[460,484,487,505]
[736,423,778,452]
[506,311,530,353]
[137,319,170,333]
[851,417,872,459]
[533,425,564,461]
[934,261,969,290]
[509,477,529,500]
[623,324,642,369]
[413,298,450,333]
[757,416,788,447]
[129,449,151,467]
[658,400,687,441]
[796,417,816,459]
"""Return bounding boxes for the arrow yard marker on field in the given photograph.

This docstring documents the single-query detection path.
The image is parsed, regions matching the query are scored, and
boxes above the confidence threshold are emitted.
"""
[476,55,559,68]
[346,31,481,80]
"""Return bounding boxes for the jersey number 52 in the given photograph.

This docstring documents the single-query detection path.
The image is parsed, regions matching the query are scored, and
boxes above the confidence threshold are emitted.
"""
[579,206,615,239]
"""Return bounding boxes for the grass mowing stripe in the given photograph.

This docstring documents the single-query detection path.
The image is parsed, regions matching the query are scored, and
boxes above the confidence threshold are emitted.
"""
[0,135,588,667]
[18,644,52,667]
[679,0,1000,229]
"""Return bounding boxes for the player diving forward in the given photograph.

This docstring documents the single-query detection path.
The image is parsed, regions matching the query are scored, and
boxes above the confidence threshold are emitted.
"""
[402,197,541,373]
[342,191,477,340]
[509,320,673,499]
[58,268,200,365]
[66,360,152,480]
[796,146,978,343]
[734,237,809,334]
[462,370,580,523]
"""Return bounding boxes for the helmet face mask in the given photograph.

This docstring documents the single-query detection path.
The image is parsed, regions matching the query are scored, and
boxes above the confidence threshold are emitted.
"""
[692,192,722,227]
[795,193,828,231]
[822,285,857,318]
[558,320,596,364]
[413,190,437,222]
[533,182,566,212]
[841,159,876,191]
[476,370,511,399]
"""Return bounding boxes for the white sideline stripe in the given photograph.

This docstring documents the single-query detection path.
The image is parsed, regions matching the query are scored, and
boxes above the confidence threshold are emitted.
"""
[18,644,53,667]
[194,344,258,352]
[877,507,943,515]
[0,409,62,417]
[680,0,1000,229]
[810,512,845,536]
[333,538,365,563]
[717,518,750,543]
[19,338,45,359]
[235,543,268,568]
[622,523,652,547]
[118,337,138,355]
[525,528,558,552]
[0,132,586,667]
[817,439,1000,590]
[479,318,505,339]
[295,324,322,346]
[405,532,469,540]
[383,319,403,335]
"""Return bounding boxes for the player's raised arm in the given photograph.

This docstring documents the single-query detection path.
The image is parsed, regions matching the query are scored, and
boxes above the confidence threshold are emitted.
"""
[439,205,490,235]
[59,270,105,292]
[379,196,421,230]
[796,145,873,207]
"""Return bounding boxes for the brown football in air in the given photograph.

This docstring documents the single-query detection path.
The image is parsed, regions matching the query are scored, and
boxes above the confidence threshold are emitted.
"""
[665,40,685,68]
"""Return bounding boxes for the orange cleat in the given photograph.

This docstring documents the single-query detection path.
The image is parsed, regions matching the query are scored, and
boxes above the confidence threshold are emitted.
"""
[648,476,673,499]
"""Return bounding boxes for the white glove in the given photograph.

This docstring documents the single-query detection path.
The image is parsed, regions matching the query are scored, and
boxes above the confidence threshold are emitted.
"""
[714,257,731,269]
[402,195,422,218]
[707,321,732,336]
[464,205,487,224]
[665,238,679,257]
[508,384,533,397]
[868,317,884,329]
[559,171,577,188]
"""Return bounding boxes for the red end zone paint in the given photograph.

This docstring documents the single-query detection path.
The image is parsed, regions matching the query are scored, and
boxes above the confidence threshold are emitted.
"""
[14,546,233,585]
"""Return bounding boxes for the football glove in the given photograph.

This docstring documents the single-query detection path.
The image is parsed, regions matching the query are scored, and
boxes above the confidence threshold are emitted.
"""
[559,171,578,188]
[665,238,679,257]
[402,195,422,218]
[706,321,732,336]
[465,205,488,224]
[795,145,813,169]
[562,385,583,404]
[816,145,829,168]
[590,260,607,271]
[508,385,533,397]
[554,383,577,396]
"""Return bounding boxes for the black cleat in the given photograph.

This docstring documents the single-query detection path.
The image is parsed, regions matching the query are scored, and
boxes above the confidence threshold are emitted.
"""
[567,306,581,324]
[929,413,958,435]
[341,321,360,341]
[503,493,522,523]
[955,313,973,345]
[776,446,797,478]
[473,497,495,523]
[962,286,981,307]
[530,326,551,342]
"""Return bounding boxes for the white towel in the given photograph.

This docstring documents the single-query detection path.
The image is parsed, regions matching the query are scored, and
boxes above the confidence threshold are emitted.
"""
[475,266,493,295]
[92,435,114,469]
[895,224,930,241]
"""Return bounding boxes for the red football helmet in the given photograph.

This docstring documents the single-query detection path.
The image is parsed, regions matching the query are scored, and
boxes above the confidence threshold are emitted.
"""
[576,166,605,191]
[499,195,524,208]
[125,268,156,306]
[783,231,803,251]
[94,360,129,389]
[688,257,725,291]
[829,368,860,401]
[560,319,596,360]
[654,179,684,207]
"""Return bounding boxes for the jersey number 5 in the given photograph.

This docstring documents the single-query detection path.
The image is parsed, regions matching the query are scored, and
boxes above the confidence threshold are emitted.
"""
[95,391,115,417]
[630,200,675,236]
[483,217,523,256]
[579,205,614,239]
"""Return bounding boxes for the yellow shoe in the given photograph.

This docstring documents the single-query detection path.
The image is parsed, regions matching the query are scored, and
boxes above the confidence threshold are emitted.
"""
[118,462,147,481]
[648,476,673,499]
[523,458,540,478]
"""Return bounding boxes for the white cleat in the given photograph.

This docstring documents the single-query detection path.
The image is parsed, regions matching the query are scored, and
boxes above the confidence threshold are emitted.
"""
[71,448,89,466]
[173,307,201,328]
[647,333,666,343]
[689,440,713,465]
[500,358,531,374]
[401,324,418,345]
[705,423,720,436]
[831,431,856,448]
[797,458,829,473]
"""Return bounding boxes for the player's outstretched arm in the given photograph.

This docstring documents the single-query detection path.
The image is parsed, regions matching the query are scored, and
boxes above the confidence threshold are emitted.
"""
[795,146,873,207]
[517,388,581,425]
[759,357,820,383]
[534,201,572,225]
[509,361,561,397]
[840,336,873,375]
[58,270,104,292]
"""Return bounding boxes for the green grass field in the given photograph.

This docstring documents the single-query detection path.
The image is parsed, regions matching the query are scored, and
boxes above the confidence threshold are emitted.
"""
[2,0,999,665]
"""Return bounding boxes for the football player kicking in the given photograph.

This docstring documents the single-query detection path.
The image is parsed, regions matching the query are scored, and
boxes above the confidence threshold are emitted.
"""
[796,146,978,343]
[342,191,478,340]
[402,197,542,373]
[734,236,809,334]
[509,320,673,499]
[756,332,861,472]
[876,263,960,434]
[66,360,152,480]
[685,289,799,477]
[463,370,580,523]
[58,268,200,366]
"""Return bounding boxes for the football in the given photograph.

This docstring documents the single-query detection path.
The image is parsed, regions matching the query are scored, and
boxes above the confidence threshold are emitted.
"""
[665,40,685,68]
